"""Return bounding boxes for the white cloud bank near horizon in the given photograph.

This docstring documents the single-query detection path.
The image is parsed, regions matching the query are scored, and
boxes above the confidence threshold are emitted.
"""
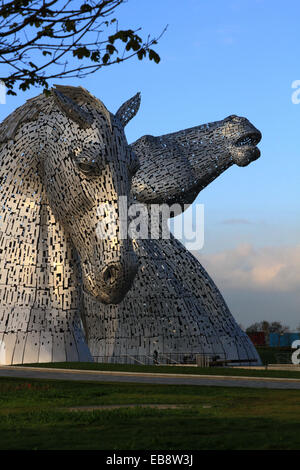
[193,243,300,329]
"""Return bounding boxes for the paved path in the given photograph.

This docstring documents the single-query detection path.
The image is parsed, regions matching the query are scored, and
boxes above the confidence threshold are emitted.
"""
[0,365,300,389]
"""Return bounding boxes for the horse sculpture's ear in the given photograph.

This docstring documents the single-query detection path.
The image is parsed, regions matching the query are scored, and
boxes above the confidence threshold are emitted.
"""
[52,88,93,129]
[115,92,141,127]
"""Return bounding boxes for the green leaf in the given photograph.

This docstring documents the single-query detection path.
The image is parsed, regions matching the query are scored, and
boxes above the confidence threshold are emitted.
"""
[106,44,116,55]
[42,26,54,37]
[148,49,160,64]
[102,53,110,64]
[73,46,91,59]
[40,7,54,17]
[137,48,146,60]
[91,51,100,62]
[126,39,141,52]
[80,3,92,13]
[109,30,135,44]
[64,19,76,32]
[19,82,29,91]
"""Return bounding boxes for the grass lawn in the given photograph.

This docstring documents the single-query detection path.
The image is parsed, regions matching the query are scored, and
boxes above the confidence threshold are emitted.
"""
[18,359,300,380]
[0,376,300,450]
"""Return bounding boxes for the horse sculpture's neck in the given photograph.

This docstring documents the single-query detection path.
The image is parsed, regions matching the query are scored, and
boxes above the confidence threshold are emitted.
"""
[0,120,92,365]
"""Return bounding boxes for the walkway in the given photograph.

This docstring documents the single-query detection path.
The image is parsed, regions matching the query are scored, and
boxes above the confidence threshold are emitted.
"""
[0,365,300,389]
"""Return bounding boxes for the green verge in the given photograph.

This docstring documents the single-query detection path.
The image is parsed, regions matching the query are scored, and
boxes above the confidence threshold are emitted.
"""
[0,376,300,450]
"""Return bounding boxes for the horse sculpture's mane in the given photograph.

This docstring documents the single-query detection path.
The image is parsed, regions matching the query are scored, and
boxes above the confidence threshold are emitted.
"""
[0,85,112,144]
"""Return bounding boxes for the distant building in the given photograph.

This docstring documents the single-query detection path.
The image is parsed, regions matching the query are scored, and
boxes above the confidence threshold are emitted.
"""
[247,332,266,346]
[269,333,300,347]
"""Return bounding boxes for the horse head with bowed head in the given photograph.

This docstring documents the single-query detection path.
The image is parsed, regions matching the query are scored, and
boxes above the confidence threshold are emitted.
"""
[0,85,140,364]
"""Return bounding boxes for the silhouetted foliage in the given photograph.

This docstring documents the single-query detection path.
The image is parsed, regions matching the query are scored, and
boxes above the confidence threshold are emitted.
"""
[246,320,290,337]
[0,0,166,95]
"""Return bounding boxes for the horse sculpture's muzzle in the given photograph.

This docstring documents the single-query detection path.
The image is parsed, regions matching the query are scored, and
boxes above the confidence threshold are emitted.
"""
[94,248,139,305]
[226,115,262,167]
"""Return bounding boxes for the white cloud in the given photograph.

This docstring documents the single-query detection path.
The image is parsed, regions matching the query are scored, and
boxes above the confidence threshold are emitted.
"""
[192,243,300,330]
[194,243,300,292]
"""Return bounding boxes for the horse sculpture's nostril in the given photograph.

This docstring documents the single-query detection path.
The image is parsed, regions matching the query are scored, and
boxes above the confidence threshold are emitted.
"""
[102,265,118,285]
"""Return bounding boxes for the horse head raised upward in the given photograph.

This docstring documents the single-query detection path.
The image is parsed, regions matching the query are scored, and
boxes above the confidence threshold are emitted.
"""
[84,112,262,364]
[131,114,261,207]
[0,85,140,364]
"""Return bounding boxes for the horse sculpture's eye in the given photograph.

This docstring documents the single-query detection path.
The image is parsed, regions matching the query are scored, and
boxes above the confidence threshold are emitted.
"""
[77,161,99,175]
[70,144,104,177]
[72,150,103,177]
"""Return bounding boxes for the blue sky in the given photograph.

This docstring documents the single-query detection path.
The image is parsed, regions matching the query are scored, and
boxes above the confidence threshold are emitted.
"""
[0,0,299,328]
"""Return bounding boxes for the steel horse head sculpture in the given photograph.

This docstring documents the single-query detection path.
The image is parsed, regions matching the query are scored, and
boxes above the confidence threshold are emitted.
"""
[0,86,262,366]
[0,85,141,364]
[84,110,263,366]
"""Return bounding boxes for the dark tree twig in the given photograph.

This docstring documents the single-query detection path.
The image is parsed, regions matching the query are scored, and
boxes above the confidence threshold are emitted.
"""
[0,0,167,95]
